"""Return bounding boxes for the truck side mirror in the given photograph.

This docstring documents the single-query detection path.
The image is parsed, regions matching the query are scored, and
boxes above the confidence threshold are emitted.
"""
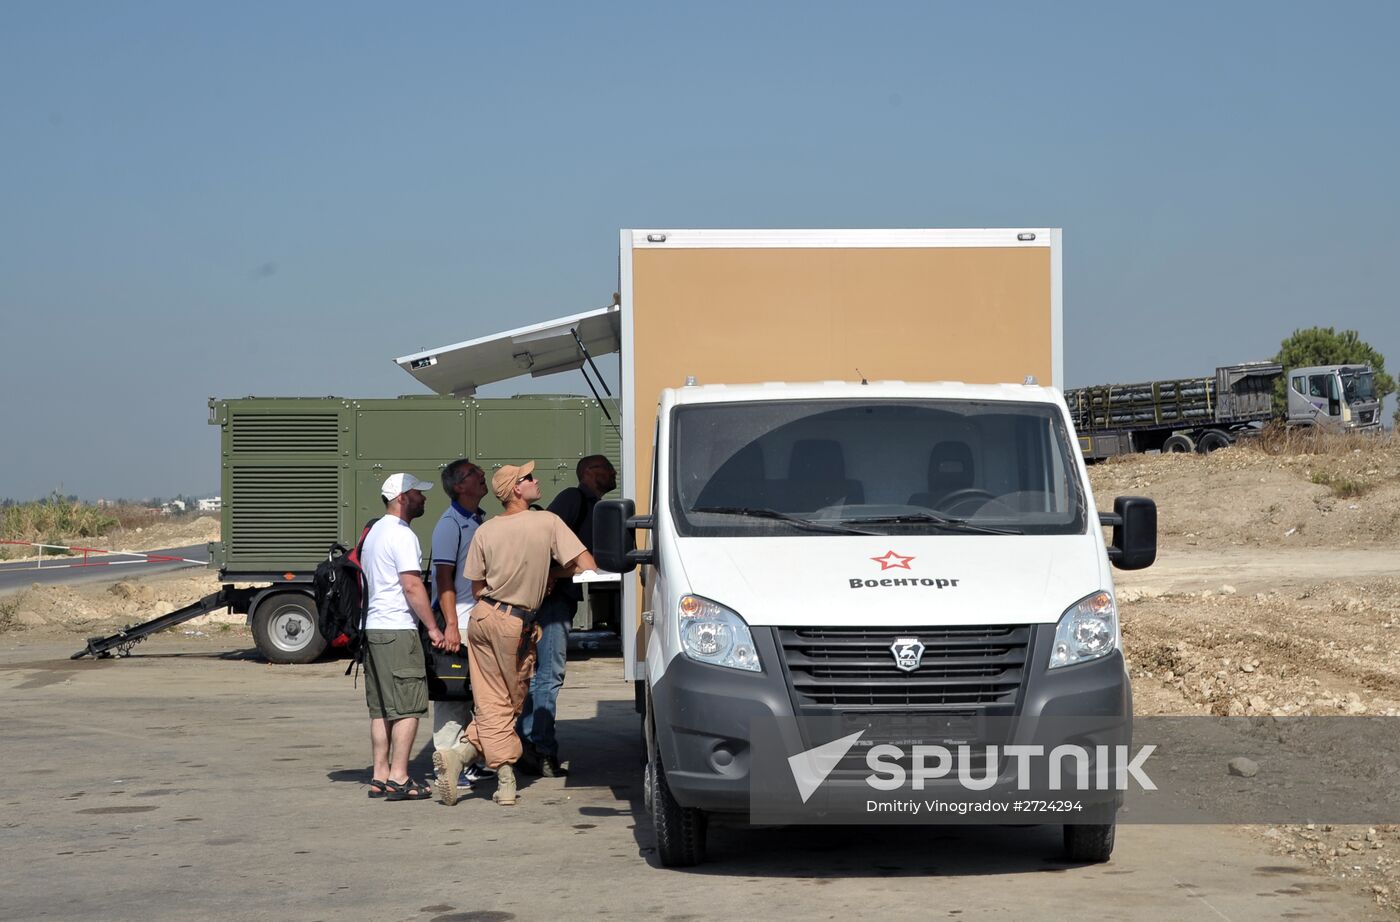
[593,499,655,573]
[1100,496,1157,571]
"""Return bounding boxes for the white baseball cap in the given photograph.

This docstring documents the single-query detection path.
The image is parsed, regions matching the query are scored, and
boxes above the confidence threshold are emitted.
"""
[381,472,433,501]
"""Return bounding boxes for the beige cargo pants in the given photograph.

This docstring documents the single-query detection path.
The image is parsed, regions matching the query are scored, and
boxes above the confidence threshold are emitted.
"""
[463,601,539,769]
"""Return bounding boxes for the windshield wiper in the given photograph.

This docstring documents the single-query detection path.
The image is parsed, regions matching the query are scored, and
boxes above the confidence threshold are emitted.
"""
[690,506,878,536]
[837,511,1024,536]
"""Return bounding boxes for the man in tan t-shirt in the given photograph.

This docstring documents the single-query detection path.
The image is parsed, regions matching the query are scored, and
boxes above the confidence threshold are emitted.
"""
[431,460,597,806]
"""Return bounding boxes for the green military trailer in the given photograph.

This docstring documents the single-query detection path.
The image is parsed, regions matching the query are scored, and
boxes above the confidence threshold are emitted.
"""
[199,393,620,663]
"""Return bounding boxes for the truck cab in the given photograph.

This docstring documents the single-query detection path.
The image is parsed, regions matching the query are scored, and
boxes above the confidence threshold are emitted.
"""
[597,380,1157,866]
[1287,364,1382,431]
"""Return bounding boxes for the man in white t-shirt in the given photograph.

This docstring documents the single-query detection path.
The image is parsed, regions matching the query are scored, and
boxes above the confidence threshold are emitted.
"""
[361,472,446,802]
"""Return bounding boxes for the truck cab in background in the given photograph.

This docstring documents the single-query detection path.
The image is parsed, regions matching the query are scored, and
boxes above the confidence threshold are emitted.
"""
[1287,364,1381,431]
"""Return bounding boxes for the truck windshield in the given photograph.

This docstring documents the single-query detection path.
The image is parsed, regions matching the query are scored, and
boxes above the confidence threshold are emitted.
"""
[671,399,1086,537]
[1342,371,1376,402]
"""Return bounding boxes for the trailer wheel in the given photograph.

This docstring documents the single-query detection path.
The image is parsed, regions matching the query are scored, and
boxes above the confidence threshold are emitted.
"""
[650,751,707,867]
[251,592,327,664]
[1162,434,1195,453]
[1196,430,1232,454]
[1064,821,1116,862]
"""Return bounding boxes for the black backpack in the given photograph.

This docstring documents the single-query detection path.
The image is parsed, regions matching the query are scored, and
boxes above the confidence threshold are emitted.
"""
[312,521,374,667]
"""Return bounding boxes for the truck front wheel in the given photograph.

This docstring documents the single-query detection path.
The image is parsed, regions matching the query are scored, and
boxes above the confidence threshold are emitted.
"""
[649,753,707,867]
[251,592,327,664]
[1064,821,1116,862]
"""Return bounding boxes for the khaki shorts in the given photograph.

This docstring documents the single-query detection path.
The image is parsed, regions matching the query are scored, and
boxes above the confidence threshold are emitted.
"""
[364,629,428,720]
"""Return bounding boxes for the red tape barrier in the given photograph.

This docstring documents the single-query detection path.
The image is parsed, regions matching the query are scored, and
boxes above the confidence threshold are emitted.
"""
[0,540,204,569]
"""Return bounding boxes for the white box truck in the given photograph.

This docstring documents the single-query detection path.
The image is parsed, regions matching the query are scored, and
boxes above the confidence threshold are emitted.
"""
[396,229,1158,868]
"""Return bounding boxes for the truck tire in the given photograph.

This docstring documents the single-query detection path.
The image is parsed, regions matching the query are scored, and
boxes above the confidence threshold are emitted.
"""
[1196,430,1232,454]
[1161,433,1195,454]
[1064,821,1116,862]
[251,592,327,664]
[650,752,707,867]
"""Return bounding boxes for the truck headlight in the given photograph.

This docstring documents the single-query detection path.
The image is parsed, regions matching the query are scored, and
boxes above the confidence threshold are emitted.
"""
[1048,590,1118,669]
[678,595,761,672]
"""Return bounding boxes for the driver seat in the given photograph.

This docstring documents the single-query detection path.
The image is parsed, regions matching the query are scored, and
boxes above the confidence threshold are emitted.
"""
[908,441,974,508]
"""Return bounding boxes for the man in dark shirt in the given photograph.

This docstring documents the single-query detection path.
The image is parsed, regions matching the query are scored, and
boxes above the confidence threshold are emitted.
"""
[518,454,615,776]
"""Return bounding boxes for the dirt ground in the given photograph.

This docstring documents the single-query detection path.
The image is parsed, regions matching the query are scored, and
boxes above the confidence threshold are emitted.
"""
[3,438,1399,912]
[1098,436,1400,912]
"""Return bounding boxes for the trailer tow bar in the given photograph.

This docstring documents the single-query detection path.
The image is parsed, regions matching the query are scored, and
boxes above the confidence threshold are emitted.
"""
[71,587,240,659]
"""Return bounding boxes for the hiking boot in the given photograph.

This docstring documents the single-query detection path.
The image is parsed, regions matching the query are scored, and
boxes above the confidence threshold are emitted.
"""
[431,739,481,806]
[493,763,518,805]
[432,747,465,806]
[539,756,569,778]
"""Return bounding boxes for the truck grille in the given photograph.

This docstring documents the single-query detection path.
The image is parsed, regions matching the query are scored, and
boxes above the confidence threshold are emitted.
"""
[776,625,1032,711]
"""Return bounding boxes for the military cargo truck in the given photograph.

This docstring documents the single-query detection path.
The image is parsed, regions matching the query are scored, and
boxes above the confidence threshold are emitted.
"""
[1067,362,1382,460]
[204,394,620,663]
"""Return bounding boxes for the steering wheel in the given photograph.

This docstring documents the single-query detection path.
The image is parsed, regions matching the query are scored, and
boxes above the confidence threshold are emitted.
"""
[936,488,1003,515]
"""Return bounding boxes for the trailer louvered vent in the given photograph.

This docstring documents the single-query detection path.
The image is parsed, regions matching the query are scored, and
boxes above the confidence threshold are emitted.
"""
[230,413,340,454]
[601,417,622,472]
[229,467,340,559]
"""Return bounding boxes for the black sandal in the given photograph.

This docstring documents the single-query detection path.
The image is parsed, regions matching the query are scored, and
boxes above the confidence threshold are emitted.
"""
[384,778,432,801]
[367,779,388,799]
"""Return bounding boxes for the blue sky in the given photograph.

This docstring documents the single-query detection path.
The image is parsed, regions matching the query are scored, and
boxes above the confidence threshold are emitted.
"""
[2,2,1397,500]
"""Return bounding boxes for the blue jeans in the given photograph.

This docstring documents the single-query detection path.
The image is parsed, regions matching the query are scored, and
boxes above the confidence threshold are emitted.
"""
[519,593,575,758]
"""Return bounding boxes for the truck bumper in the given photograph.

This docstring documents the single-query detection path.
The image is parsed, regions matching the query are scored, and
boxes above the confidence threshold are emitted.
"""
[649,625,1130,814]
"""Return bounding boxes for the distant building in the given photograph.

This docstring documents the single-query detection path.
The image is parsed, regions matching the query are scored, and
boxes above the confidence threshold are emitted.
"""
[161,499,187,515]
[196,497,221,513]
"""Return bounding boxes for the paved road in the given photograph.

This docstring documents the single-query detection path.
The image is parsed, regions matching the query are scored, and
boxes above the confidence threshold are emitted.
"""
[0,544,207,595]
[0,636,1381,921]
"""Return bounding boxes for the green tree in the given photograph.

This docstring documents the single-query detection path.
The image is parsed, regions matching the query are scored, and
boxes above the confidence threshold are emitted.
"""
[1272,327,1395,414]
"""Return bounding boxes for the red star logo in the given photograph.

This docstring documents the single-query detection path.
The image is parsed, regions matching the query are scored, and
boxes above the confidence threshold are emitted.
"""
[871,550,915,571]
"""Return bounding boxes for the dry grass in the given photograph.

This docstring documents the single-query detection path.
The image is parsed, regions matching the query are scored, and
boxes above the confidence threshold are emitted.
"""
[1242,424,1393,458]
[1310,470,1373,498]
[1235,426,1399,499]
[0,500,162,560]
[107,504,164,531]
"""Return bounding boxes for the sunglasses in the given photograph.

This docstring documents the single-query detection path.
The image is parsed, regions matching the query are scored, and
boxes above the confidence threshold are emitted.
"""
[517,473,535,483]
